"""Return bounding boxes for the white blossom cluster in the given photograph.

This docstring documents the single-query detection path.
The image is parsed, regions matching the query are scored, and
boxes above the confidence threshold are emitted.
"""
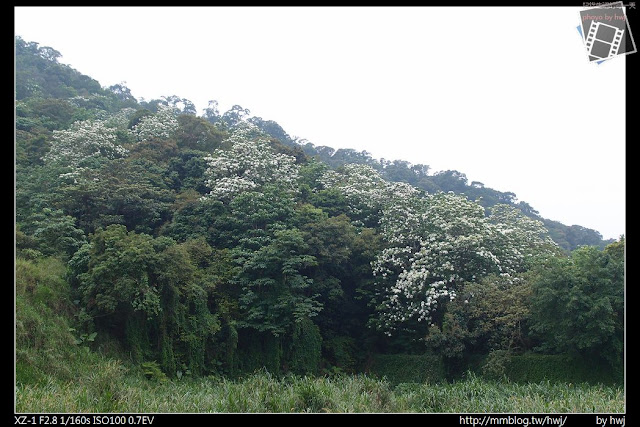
[201,122,300,202]
[44,118,128,170]
[371,192,556,336]
[320,164,419,222]
[131,104,179,142]
[103,107,137,129]
[488,204,559,272]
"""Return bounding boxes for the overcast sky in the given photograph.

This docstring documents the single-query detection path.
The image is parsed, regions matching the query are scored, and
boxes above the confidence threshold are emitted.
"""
[15,6,626,240]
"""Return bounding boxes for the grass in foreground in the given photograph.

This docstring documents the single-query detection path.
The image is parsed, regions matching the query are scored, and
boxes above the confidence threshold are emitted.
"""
[15,369,624,413]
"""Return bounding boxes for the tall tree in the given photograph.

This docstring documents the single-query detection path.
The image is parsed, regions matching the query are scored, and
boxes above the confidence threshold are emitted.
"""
[202,122,299,202]
[529,240,624,368]
[371,192,557,339]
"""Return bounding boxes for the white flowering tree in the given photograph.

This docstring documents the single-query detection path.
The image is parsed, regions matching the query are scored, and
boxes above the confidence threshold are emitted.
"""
[131,104,179,142]
[369,192,557,337]
[487,204,559,272]
[202,122,300,202]
[372,193,490,334]
[44,118,129,170]
[103,107,137,129]
[319,164,420,226]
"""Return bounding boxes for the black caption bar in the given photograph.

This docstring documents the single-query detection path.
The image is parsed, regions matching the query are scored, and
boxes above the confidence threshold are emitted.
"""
[13,413,627,426]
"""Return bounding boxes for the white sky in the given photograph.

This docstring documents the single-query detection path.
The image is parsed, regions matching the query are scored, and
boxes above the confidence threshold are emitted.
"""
[14,6,626,240]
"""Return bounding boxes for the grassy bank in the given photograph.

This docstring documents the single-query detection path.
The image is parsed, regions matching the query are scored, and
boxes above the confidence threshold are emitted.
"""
[16,370,624,413]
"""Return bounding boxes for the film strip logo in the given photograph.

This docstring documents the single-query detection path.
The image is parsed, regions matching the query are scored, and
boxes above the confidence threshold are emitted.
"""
[585,20,625,59]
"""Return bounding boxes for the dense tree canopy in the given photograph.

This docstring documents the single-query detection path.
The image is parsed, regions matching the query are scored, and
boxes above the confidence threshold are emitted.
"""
[15,35,623,381]
[529,241,624,368]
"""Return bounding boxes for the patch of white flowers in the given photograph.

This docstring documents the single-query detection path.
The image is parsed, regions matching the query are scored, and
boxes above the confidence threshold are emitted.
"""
[487,204,558,274]
[320,164,420,222]
[131,104,179,142]
[104,107,137,129]
[202,122,300,202]
[373,192,495,334]
[44,118,129,170]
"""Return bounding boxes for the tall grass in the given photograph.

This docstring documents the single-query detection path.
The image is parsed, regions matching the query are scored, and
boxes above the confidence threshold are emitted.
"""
[15,371,624,413]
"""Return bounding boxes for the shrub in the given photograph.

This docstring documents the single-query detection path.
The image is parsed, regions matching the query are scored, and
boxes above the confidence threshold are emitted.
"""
[141,361,168,383]
[323,336,358,373]
[369,353,445,385]
[481,350,511,380]
[504,354,622,385]
[287,318,322,375]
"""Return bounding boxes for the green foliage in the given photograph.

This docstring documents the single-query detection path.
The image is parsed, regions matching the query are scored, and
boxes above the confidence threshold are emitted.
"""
[70,329,97,346]
[161,192,223,242]
[15,36,108,101]
[543,220,612,252]
[21,98,81,131]
[234,226,321,336]
[16,163,72,237]
[481,349,511,381]
[56,159,175,234]
[529,242,624,369]
[69,225,223,376]
[16,127,51,167]
[124,314,153,364]
[287,318,323,375]
[323,336,358,373]
[175,114,226,152]
[215,322,239,375]
[141,361,169,383]
[15,256,101,386]
[235,330,283,374]
[369,354,445,385]
[393,371,623,413]
[76,225,160,318]
[502,354,622,385]
[427,273,535,361]
[24,208,87,259]
[423,312,469,370]
[127,138,179,165]
[165,150,210,193]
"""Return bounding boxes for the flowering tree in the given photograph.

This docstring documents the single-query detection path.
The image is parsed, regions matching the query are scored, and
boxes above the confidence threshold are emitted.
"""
[202,122,300,202]
[371,192,496,335]
[487,204,559,272]
[131,104,179,142]
[44,118,129,170]
[319,164,419,226]
[371,193,555,337]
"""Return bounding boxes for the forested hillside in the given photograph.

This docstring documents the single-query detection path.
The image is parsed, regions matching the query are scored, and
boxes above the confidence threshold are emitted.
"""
[15,35,623,394]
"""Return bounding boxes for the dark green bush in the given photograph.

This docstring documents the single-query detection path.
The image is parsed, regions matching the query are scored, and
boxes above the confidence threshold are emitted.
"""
[323,336,358,373]
[369,353,445,385]
[287,318,322,375]
[141,361,168,382]
[504,354,622,385]
[236,330,283,374]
